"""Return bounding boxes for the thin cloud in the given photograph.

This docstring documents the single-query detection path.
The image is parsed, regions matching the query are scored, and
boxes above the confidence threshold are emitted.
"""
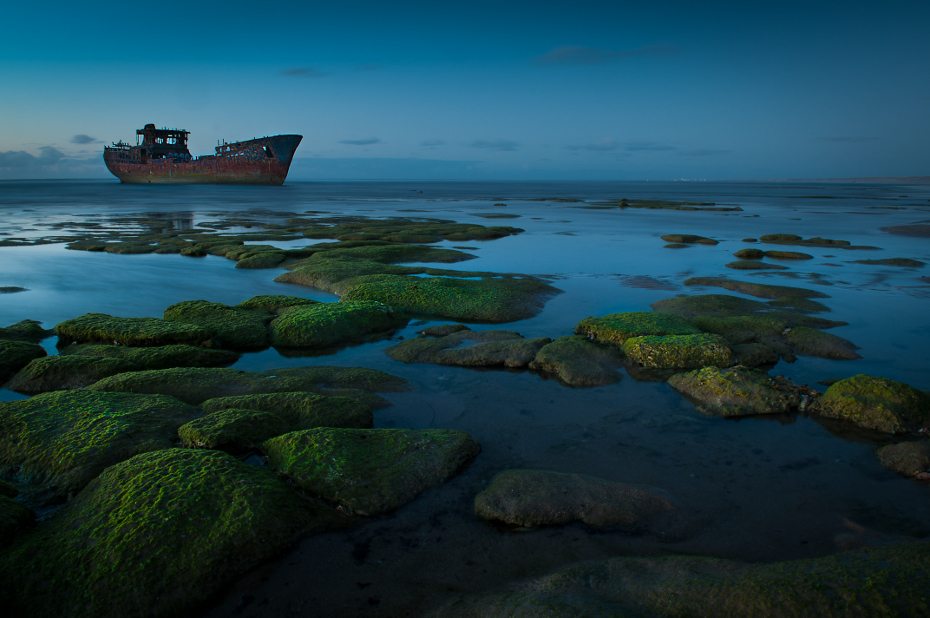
[679,148,732,157]
[71,134,98,144]
[340,138,381,146]
[420,139,446,147]
[567,138,618,152]
[624,140,676,152]
[0,146,66,168]
[470,139,518,152]
[535,44,680,66]
[281,67,330,78]
[817,136,878,143]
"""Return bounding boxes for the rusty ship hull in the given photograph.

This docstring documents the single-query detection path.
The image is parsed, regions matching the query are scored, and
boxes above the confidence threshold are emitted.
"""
[104,128,302,185]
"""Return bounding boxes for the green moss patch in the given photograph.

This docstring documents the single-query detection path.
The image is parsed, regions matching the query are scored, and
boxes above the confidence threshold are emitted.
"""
[875,441,930,477]
[0,340,46,383]
[574,311,699,347]
[234,251,286,269]
[235,294,321,312]
[0,319,53,343]
[201,392,373,430]
[59,343,239,370]
[668,366,808,417]
[812,374,930,433]
[0,449,334,618]
[528,336,625,387]
[660,234,718,245]
[261,366,410,393]
[764,250,814,260]
[55,312,212,347]
[179,408,290,453]
[474,469,673,529]
[622,334,733,369]
[387,329,549,367]
[733,248,764,259]
[652,294,844,329]
[0,390,200,503]
[786,326,862,360]
[418,323,471,337]
[5,355,140,395]
[163,300,272,350]
[264,428,480,516]
[270,300,408,348]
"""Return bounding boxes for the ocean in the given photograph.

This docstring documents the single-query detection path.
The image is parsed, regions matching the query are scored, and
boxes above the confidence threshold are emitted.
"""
[2,179,929,615]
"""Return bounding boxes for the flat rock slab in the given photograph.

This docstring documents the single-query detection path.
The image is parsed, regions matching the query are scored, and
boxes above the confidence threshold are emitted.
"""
[786,326,861,360]
[811,374,930,433]
[386,329,549,367]
[428,542,930,618]
[622,333,733,369]
[179,408,290,453]
[0,390,200,503]
[683,277,828,300]
[201,392,374,429]
[58,343,240,370]
[474,469,674,530]
[5,354,139,395]
[55,312,212,347]
[876,441,930,478]
[0,449,333,618]
[668,366,808,417]
[264,428,480,516]
[528,336,624,387]
[163,300,273,349]
[270,300,408,348]
[574,311,699,347]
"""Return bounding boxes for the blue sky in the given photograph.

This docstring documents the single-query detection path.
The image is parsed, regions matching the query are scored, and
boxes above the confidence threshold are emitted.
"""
[1,1,928,180]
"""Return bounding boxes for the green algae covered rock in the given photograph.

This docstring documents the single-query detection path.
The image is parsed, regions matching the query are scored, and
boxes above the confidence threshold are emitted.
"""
[733,248,764,259]
[668,366,805,417]
[386,329,549,368]
[270,300,408,348]
[418,323,471,337]
[574,311,699,347]
[528,336,625,387]
[428,542,930,618]
[235,294,321,312]
[786,326,862,360]
[4,354,140,395]
[341,274,558,323]
[0,495,34,545]
[235,251,286,269]
[652,294,844,329]
[264,428,480,516]
[660,234,718,245]
[55,312,212,347]
[474,469,674,529]
[683,277,829,300]
[622,334,733,370]
[0,390,200,503]
[875,441,930,477]
[854,258,925,267]
[691,314,788,344]
[0,449,334,618]
[262,366,411,393]
[731,342,784,366]
[726,259,789,270]
[0,319,53,343]
[812,374,930,433]
[163,300,272,349]
[0,339,46,383]
[179,408,290,452]
[764,250,814,260]
[201,392,374,430]
[59,343,239,370]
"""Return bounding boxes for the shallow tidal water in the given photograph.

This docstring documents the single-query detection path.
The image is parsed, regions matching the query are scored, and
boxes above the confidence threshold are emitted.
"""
[1,180,929,616]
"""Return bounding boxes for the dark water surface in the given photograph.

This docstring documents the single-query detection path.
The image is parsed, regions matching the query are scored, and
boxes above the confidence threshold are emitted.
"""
[2,180,929,616]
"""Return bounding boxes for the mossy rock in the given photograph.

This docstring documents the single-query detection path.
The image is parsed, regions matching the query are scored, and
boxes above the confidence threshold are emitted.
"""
[201,392,373,430]
[732,342,784,366]
[622,334,733,370]
[786,326,862,360]
[5,355,140,395]
[235,251,286,269]
[474,469,673,529]
[270,300,408,348]
[0,494,34,545]
[875,441,930,477]
[684,277,829,300]
[0,479,17,498]
[0,449,334,618]
[163,300,272,350]
[179,408,290,453]
[764,250,814,260]
[574,311,700,347]
[726,260,789,270]
[733,248,764,259]
[811,374,930,433]
[0,339,46,383]
[0,390,200,503]
[104,242,157,254]
[692,314,788,344]
[660,234,718,245]
[854,258,925,267]
[341,274,559,323]
[264,428,480,516]
[59,343,239,370]
[261,366,411,393]
[668,366,804,417]
[179,245,207,257]
[235,294,321,312]
[418,323,471,337]
[386,330,549,368]
[429,542,930,618]
[0,319,53,343]
[528,336,625,387]
[759,233,803,242]
[55,313,212,347]
[652,294,844,329]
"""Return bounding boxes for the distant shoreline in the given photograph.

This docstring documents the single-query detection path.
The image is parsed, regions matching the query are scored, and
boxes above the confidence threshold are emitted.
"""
[744,176,930,184]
